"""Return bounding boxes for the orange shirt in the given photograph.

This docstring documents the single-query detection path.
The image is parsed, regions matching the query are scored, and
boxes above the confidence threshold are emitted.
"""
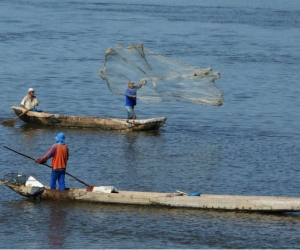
[37,144,69,170]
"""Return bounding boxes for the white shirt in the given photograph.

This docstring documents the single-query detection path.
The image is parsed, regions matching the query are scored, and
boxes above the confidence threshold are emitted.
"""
[21,95,39,109]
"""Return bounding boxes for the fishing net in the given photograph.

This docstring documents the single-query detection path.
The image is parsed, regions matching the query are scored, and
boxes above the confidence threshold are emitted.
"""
[99,43,223,106]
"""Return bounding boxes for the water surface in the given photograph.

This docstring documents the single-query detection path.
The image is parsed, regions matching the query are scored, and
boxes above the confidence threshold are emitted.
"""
[0,0,300,248]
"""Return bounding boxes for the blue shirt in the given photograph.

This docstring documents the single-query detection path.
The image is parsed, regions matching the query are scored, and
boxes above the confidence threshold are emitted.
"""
[125,86,139,106]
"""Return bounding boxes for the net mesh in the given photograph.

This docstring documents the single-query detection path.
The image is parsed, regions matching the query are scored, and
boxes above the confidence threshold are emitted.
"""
[99,43,223,106]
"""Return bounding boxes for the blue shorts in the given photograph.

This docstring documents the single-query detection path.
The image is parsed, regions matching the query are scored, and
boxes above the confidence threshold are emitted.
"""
[125,106,136,119]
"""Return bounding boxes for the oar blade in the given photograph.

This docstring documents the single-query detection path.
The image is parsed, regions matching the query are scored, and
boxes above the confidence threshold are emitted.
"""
[2,118,17,126]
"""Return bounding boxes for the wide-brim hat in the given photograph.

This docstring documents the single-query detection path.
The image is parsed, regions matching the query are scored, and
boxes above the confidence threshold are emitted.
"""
[55,132,66,143]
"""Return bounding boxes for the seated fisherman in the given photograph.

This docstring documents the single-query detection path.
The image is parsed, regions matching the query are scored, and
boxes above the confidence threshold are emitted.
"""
[21,88,42,112]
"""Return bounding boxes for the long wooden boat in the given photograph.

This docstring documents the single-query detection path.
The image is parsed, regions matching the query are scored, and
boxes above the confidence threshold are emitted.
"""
[2,175,300,212]
[10,105,166,131]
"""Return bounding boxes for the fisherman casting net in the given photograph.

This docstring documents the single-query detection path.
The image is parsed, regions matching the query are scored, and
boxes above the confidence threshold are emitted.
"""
[99,43,223,106]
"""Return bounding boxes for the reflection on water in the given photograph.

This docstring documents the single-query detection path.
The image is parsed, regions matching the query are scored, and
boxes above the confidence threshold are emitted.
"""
[47,206,67,248]
[2,199,300,248]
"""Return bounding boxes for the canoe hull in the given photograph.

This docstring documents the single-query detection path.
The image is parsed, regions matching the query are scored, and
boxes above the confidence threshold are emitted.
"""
[2,180,300,212]
[11,106,166,131]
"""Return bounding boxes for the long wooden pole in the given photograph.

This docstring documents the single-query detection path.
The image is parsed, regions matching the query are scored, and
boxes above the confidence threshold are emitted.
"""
[3,146,90,187]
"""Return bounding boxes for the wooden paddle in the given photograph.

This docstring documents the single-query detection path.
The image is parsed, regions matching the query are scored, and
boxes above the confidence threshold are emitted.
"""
[3,146,91,187]
[2,111,27,126]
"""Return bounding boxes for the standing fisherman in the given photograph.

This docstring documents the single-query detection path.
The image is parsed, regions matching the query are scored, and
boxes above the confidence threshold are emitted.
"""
[125,80,146,120]
[35,132,69,190]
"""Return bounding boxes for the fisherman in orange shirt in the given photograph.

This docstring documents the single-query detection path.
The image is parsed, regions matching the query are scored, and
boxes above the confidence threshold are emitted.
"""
[35,132,69,190]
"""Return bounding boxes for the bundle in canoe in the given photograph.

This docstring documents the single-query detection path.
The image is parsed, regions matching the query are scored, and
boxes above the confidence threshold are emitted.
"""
[10,106,166,131]
[2,174,300,213]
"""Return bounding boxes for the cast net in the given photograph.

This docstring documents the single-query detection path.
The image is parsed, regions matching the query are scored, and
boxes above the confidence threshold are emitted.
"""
[99,43,223,106]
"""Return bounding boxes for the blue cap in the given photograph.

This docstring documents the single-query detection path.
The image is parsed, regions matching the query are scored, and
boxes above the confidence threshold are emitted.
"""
[55,132,66,144]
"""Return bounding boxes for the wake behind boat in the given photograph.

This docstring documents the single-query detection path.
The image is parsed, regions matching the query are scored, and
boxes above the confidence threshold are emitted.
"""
[2,173,300,213]
[10,106,166,131]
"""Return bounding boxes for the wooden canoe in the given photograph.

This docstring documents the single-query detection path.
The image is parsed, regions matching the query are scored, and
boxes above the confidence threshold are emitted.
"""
[10,106,166,131]
[2,178,300,212]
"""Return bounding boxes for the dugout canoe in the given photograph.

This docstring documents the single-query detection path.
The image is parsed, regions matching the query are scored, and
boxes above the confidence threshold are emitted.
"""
[1,175,300,213]
[10,105,166,131]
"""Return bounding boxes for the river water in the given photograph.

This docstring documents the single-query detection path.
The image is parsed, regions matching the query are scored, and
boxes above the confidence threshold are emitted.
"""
[1,0,300,248]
